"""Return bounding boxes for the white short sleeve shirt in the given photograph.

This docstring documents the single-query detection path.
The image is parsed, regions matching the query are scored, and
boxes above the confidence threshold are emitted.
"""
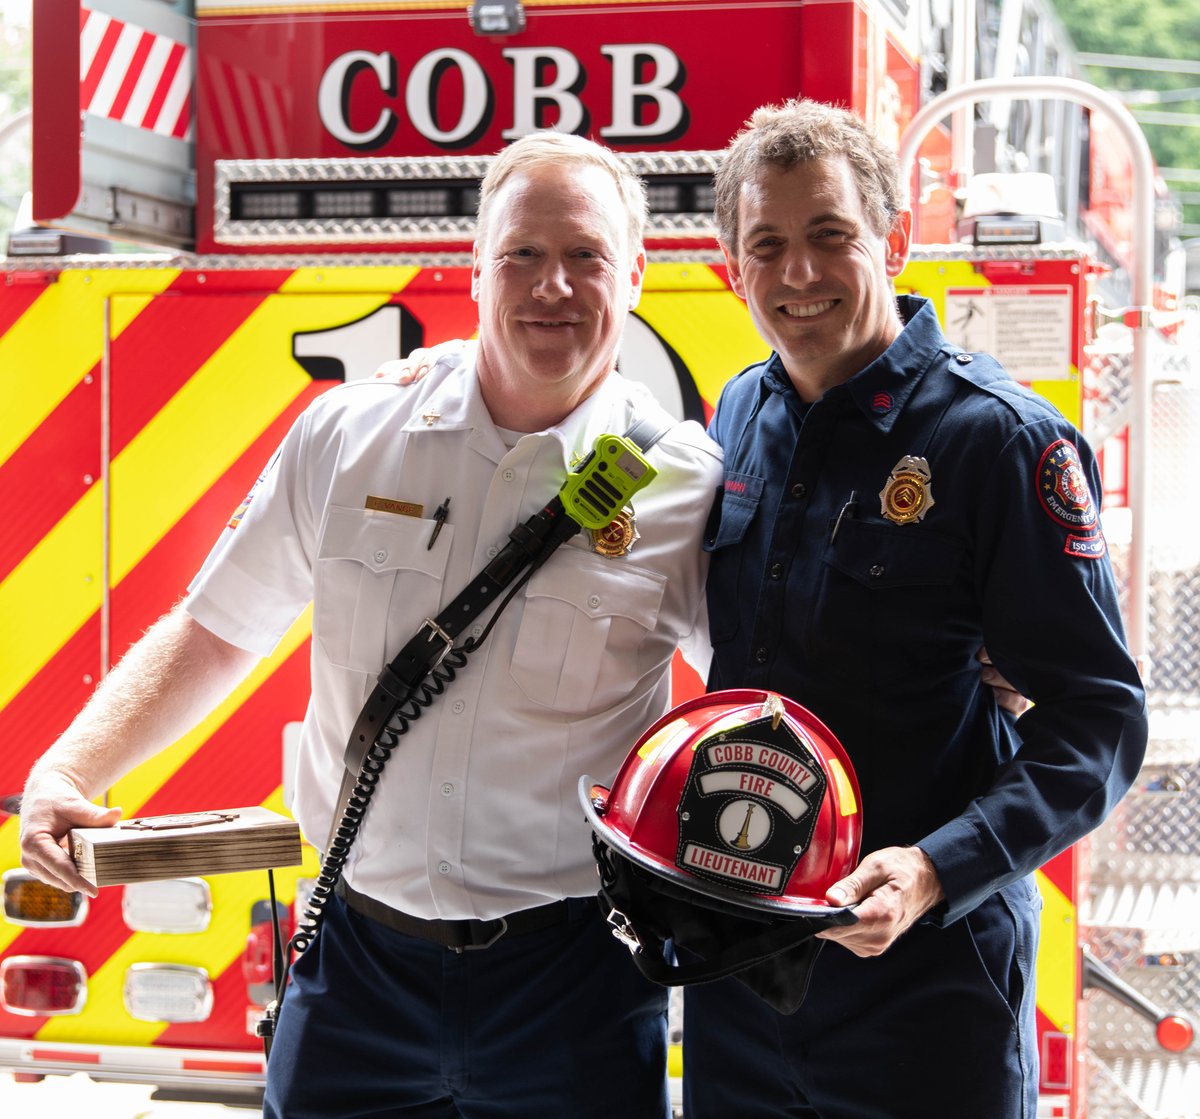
[185,348,721,919]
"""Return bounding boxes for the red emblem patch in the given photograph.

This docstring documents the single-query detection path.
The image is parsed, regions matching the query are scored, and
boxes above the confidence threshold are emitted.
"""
[1037,439,1097,529]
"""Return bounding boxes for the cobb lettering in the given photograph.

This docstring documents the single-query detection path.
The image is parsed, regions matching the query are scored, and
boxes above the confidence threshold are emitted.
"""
[317,43,689,150]
[706,741,819,791]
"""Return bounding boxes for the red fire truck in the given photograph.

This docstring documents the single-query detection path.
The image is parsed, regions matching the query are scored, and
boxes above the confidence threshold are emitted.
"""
[1,1,1197,1115]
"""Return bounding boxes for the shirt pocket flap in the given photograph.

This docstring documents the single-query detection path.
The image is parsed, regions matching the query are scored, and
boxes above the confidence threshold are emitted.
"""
[318,504,448,577]
[314,505,449,673]
[704,473,764,553]
[824,518,963,589]
[525,551,666,627]
[511,552,668,714]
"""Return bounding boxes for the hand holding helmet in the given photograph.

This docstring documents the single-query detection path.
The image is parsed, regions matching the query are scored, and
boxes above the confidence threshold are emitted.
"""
[580,689,863,1013]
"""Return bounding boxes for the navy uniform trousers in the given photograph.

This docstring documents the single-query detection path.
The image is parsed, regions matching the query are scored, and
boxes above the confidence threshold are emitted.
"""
[264,894,670,1119]
[683,877,1042,1119]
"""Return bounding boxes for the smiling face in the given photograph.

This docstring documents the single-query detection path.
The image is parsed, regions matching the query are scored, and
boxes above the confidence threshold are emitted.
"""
[723,155,912,401]
[471,162,645,432]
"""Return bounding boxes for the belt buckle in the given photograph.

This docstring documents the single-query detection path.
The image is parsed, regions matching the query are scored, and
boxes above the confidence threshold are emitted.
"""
[420,618,455,668]
[455,916,508,953]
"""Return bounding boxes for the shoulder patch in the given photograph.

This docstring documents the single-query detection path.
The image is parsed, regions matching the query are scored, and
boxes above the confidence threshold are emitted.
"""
[1037,438,1098,530]
[226,451,279,529]
[1064,532,1107,560]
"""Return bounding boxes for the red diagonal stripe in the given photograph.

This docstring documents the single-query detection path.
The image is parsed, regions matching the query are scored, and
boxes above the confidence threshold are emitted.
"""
[170,87,192,140]
[0,358,318,796]
[108,284,287,452]
[80,17,122,109]
[0,281,289,588]
[108,380,325,658]
[0,372,101,585]
[0,614,101,795]
[221,59,256,157]
[108,29,156,122]
[197,54,233,157]
[142,40,185,132]
[0,284,47,336]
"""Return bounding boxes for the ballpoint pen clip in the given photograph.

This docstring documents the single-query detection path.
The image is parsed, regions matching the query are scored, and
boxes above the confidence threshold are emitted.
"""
[830,490,858,544]
[427,496,451,550]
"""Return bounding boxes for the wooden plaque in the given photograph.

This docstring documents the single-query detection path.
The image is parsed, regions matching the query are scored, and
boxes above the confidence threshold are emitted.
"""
[70,807,303,887]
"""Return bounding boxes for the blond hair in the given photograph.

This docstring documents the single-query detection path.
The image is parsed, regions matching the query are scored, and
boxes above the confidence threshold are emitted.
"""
[476,132,648,255]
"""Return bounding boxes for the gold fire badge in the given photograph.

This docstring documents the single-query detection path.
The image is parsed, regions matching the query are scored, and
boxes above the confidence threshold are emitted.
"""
[591,508,639,556]
[879,456,935,524]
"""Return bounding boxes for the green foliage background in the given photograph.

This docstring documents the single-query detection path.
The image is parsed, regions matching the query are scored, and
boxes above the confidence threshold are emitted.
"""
[1054,0,1200,234]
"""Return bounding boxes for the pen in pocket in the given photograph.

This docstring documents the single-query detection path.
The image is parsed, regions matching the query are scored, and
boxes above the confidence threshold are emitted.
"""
[830,490,858,544]
[427,496,451,549]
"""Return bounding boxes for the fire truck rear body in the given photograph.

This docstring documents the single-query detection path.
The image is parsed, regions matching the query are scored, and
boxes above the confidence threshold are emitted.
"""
[2,2,1198,1115]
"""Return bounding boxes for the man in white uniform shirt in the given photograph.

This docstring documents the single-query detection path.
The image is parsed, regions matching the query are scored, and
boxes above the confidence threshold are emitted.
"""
[19,132,722,1119]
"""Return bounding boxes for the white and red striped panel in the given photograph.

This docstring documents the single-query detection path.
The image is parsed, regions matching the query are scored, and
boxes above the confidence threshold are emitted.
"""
[79,3,193,141]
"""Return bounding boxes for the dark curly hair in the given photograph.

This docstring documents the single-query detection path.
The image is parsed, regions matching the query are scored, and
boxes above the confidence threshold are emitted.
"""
[714,99,903,249]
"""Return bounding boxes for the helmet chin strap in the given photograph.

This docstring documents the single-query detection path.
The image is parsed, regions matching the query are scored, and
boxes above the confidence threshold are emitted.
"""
[594,840,857,1014]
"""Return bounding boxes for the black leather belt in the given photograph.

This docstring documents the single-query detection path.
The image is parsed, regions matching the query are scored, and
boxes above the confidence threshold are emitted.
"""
[336,880,594,952]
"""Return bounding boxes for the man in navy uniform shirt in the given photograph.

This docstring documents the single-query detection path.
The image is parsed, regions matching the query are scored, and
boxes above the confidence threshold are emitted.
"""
[686,98,1148,1118]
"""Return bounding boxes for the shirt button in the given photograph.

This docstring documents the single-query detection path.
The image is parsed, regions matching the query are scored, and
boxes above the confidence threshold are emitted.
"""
[869,564,885,578]
[754,647,768,663]
[791,483,806,498]
[588,594,601,609]
[373,549,387,564]
[440,782,454,797]
[438,861,452,875]
[471,624,484,638]
[503,468,516,482]
[452,700,465,714]
[770,563,783,579]
[955,353,973,364]
[486,546,498,559]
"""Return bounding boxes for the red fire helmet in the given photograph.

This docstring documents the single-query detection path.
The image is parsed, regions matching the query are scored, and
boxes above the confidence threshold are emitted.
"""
[583,688,862,915]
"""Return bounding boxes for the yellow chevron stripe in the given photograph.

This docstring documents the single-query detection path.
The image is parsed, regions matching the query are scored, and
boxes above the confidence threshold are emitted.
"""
[638,264,766,409]
[1035,867,1077,1034]
[0,486,104,712]
[279,265,421,294]
[0,288,399,713]
[109,291,388,581]
[0,269,179,472]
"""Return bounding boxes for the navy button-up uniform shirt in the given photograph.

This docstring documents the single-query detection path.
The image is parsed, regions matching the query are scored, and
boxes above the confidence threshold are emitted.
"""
[705,295,1147,923]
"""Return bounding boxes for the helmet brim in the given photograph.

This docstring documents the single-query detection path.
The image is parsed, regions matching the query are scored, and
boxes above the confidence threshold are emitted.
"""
[580,774,856,923]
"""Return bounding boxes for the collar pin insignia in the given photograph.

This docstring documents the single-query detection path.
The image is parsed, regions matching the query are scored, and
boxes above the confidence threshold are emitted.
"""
[422,409,440,427]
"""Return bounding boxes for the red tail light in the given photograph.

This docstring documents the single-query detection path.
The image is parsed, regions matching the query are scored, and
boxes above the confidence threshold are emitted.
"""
[1039,1030,1072,1091]
[0,956,87,1015]
[1156,1014,1195,1053]
[243,898,291,1008]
